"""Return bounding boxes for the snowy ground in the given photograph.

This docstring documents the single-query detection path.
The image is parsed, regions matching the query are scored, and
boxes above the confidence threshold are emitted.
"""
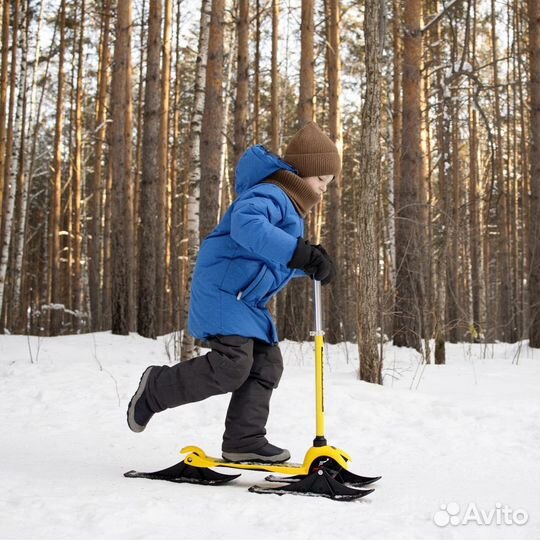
[0,332,539,540]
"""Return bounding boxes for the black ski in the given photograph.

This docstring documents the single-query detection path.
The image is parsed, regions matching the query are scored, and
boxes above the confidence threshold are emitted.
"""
[124,460,240,485]
[249,469,375,501]
[264,470,381,488]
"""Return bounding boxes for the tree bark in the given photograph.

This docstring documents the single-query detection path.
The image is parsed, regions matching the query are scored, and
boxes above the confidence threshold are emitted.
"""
[180,0,210,361]
[71,0,86,325]
[233,0,249,166]
[491,0,516,342]
[0,0,11,231]
[393,0,423,351]
[528,0,540,347]
[157,0,172,334]
[137,0,162,339]
[357,0,385,383]
[324,0,344,344]
[298,0,315,124]
[199,0,225,241]
[89,0,112,331]
[47,0,65,336]
[270,0,280,152]
[110,0,134,335]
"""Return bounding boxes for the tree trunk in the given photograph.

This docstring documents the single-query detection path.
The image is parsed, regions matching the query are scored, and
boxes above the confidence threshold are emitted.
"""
[468,17,481,340]
[137,0,161,339]
[270,0,280,152]
[324,0,344,344]
[71,0,85,326]
[298,0,314,124]
[0,1,11,236]
[89,0,112,331]
[254,0,260,143]
[393,0,423,351]
[157,0,172,334]
[110,0,134,335]
[12,0,43,332]
[528,0,540,347]
[219,13,235,218]
[1,0,26,332]
[233,0,249,167]
[180,0,210,361]
[170,0,183,332]
[357,0,385,383]
[47,0,65,336]
[199,0,225,241]
[491,0,515,342]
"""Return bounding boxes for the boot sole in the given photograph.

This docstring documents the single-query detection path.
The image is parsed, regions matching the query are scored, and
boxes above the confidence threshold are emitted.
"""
[127,366,154,433]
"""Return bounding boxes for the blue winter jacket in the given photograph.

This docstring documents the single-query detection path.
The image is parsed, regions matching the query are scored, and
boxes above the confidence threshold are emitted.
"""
[188,145,306,344]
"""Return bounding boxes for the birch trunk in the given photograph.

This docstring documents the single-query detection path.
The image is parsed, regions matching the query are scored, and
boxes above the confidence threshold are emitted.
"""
[0,1,10,224]
[180,0,210,361]
[220,12,235,217]
[0,0,23,328]
[10,0,32,332]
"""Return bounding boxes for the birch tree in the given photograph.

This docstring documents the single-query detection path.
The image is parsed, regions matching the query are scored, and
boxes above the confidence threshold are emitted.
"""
[180,0,210,361]
[0,0,23,328]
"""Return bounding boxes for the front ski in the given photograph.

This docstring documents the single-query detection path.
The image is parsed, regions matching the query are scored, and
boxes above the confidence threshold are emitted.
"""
[249,469,375,501]
[264,457,381,487]
[264,470,381,488]
[124,460,240,485]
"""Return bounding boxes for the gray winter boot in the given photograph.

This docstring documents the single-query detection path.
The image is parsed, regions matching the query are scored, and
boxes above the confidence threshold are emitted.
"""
[222,442,290,463]
[127,366,157,433]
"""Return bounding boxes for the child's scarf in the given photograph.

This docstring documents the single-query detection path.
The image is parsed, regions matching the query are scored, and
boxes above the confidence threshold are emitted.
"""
[263,169,321,217]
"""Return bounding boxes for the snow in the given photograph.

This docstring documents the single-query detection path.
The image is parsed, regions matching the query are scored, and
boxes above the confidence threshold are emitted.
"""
[1,333,539,540]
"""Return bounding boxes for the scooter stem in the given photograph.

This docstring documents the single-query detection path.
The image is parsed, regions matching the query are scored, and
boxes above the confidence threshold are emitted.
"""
[313,280,327,447]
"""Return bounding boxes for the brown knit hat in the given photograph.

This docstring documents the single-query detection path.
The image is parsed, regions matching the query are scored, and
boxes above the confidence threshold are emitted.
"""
[284,121,342,178]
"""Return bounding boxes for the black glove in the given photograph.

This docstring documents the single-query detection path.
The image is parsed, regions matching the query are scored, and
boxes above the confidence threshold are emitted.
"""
[287,238,336,285]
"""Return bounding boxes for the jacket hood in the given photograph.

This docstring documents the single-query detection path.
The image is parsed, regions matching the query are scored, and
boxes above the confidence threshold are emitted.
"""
[235,145,297,195]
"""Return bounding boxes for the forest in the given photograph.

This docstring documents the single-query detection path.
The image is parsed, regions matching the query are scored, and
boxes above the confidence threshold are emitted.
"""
[0,0,539,383]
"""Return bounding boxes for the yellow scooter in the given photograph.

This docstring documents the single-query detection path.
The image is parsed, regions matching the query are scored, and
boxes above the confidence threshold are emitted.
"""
[125,281,380,501]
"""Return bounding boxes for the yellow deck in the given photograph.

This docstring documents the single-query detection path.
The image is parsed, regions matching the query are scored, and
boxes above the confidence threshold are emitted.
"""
[180,445,352,475]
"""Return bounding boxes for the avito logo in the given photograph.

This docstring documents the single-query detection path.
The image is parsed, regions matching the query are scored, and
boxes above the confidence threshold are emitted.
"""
[433,502,528,527]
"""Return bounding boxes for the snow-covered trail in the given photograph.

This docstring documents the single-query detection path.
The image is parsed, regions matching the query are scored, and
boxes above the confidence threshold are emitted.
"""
[1,333,538,540]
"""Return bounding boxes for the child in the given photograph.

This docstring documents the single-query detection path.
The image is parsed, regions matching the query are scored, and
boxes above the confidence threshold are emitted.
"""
[127,121,341,463]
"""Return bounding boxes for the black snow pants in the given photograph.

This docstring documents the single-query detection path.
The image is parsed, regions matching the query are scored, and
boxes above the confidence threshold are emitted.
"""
[144,335,284,453]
